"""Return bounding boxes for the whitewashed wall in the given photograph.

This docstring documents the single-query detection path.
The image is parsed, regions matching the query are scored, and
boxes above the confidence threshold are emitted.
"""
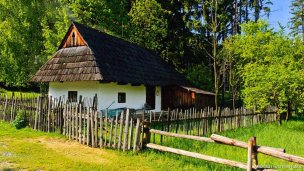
[49,81,147,111]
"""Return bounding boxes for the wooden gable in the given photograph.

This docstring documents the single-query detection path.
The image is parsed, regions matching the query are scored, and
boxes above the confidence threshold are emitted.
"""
[60,25,87,48]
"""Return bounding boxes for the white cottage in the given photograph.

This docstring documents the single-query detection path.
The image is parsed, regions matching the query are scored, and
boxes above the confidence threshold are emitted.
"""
[32,22,214,112]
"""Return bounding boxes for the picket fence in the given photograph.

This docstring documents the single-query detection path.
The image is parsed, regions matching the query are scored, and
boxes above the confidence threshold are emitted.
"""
[0,93,277,151]
[0,93,143,152]
[148,106,277,137]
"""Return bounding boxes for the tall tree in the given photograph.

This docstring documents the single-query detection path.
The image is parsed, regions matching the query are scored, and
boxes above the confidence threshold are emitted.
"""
[224,20,304,125]
[290,0,304,39]
[128,0,167,52]
[61,0,130,38]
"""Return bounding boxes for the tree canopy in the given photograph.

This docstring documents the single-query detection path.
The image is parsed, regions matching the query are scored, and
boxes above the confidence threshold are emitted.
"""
[223,20,304,122]
[1,0,304,122]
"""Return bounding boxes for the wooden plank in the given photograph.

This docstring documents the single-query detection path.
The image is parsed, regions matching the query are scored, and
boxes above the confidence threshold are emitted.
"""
[99,111,103,148]
[108,118,113,148]
[78,104,82,143]
[47,96,51,132]
[211,134,285,153]
[68,104,72,140]
[104,111,108,147]
[86,106,90,146]
[63,101,67,135]
[91,108,95,147]
[113,112,118,148]
[10,94,14,122]
[71,104,74,139]
[75,103,79,141]
[247,138,253,171]
[34,97,40,130]
[146,143,247,170]
[150,129,214,143]
[123,109,130,152]
[94,110,98,146]
[133,118,140,153]
[128,118,133,150]
[211,134,304,165]
[3,95,8,121]
[118,111,124,150]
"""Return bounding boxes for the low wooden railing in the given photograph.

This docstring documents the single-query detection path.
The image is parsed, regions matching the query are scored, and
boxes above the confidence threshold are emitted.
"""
[143,126,304,171]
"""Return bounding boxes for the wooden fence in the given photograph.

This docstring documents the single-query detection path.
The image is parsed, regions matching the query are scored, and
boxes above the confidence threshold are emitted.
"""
[148,106,277,137]
[0,93,277,152]
[0,94,143,152]
[143,127,304,171]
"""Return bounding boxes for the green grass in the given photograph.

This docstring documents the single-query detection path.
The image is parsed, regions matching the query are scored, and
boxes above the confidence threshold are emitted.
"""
[0,87,39,98]
[1,117,304,170]
[0,88,7,94]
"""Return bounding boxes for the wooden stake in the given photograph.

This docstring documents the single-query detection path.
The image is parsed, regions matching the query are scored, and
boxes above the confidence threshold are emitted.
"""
[133,118,140,153]
[247,138,253,171]
[123,109,130,152]
[113,112,118,148]
[118,111,124,150]
[99,111,103,148]
[252,137,258,166]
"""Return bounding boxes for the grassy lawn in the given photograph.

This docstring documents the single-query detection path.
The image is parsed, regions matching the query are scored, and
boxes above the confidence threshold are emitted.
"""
[0,117,304,170]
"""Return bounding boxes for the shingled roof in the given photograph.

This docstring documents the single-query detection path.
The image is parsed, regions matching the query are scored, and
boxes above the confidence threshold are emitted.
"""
[31,22,192,86]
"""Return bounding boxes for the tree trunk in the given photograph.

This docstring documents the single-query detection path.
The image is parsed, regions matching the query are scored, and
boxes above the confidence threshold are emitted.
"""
[286,101,291,121]
[277,107,281,126]
[233,0,239,34]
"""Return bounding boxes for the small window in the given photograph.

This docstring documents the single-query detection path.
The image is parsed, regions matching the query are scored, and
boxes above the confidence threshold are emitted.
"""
[71,32,76,46]
[118,92,126,103]
[68,91,78,102]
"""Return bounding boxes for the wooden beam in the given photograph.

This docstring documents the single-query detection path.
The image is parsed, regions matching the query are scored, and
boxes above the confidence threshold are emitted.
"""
[211,134,304,165]
[211,134,285,153]
[146,143,247,170]
[150,129,214,143]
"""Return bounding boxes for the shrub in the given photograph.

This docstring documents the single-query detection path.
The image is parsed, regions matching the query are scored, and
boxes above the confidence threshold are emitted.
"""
[13,111,28,129]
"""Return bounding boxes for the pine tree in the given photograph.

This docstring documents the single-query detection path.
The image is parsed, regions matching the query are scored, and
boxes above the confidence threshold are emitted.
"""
[290,0,304,38]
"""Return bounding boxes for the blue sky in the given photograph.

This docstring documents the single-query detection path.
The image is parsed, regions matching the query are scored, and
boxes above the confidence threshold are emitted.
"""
[266,0,292,32]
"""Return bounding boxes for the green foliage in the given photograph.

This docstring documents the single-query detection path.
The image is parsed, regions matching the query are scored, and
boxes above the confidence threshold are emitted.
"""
[0,0,70,87]
[224,20,304,112]
[41,3,71,58]
[289,0,304,38]
[62,0,130,38]
[12,111,28,129]
[128,0,167,52]
[185,64,213,91]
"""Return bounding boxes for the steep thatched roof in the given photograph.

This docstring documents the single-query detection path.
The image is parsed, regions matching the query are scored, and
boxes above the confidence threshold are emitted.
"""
[32,22,191,86]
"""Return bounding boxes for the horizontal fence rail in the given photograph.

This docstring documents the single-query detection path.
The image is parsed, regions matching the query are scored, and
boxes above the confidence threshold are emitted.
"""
[144,128,304,171]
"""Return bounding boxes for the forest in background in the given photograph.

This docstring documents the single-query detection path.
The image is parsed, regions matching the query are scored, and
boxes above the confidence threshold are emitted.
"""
[0,0,303,122]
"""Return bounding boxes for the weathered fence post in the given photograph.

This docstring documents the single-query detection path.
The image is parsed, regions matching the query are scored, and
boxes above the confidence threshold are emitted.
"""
[113,111,118,148]
[47,96,51,132]
[118,111,124,150]
[34,97,40,130]
[10,92,15,122]
[99,111,103,148]
[142,121,151,148]
[3,95,8,121]
[133,118,141,153]
[247,138,253,171]
[251,137,258,167]
[123,109,130,152]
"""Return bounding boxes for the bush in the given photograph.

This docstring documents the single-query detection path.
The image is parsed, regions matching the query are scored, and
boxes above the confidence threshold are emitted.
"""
[13,111,28,129]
